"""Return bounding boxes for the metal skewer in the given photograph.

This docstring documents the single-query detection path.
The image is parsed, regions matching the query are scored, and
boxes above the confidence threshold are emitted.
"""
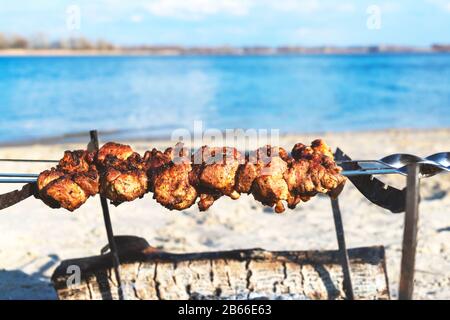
[0,159,58,163]
[0,167,408,182]
[0,178,37,184]
[342,168,403,176]
[337,159,386,164]
[0,173,39,178]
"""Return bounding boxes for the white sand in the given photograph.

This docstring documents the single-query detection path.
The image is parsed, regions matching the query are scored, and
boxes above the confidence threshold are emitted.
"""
[0,129,449,300]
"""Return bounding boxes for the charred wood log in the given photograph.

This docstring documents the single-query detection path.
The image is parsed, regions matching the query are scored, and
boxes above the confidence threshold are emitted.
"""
[51,236,390,300]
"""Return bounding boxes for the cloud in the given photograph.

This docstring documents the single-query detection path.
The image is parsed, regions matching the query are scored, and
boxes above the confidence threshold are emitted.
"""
[130,14,143,23]
[336,3,356,13]
[145,0,251,20]
[427,0,450,12]
[143,0,362,21]
[267,0,321,13]
[379,2,401,13]
[262,0,358,15]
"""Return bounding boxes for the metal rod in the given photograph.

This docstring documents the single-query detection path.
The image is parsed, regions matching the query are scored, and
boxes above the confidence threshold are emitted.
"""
[0,159,58,163]
[337,159,387,165]
[89,130,124,300]
[0,173,39,178]
[0,171,402,178]
[399,162,420,300]
[342,169,402,177]
[0,178,37,184]
[330,198,355,300]
[1,169,403,179]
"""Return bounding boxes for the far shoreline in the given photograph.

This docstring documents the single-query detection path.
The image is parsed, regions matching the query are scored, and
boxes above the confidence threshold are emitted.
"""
[1,127,449,148]
[1,48,450,57]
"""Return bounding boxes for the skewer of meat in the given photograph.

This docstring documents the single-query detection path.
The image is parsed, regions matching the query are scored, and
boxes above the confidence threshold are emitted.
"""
[36,139,346,213]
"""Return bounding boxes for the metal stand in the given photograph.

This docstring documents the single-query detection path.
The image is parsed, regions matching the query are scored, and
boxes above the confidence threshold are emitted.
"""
[332,150,355,299]
[399,163,420,300]
[330,198,355,300]
[89,130,124,300]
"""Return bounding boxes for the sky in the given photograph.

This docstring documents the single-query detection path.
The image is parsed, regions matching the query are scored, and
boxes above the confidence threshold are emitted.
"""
[1,0,450,46]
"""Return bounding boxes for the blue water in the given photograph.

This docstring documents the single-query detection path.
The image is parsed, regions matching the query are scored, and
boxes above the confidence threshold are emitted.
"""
[1,54,450,143]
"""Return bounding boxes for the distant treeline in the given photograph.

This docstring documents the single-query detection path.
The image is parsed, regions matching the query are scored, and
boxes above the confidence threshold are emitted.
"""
[0,33,115,50]
[1,33,450,54]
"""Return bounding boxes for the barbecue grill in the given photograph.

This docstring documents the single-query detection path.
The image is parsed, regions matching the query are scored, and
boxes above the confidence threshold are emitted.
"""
[1,130,449,300]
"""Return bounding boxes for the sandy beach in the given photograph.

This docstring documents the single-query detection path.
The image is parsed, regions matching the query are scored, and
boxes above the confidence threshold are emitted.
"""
[0,128,449,300]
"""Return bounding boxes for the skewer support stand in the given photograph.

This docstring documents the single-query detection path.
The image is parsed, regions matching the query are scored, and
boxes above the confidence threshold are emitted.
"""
[89,130,124,300]
[399,162,420,300]
[330,198,355,300]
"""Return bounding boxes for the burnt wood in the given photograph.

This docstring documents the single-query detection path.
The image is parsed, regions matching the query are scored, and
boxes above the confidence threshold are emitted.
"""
[52,236,390,300]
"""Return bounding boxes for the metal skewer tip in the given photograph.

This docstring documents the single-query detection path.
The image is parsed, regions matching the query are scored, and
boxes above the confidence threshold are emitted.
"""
[0,178,37,184]
[0,159,58,163]
[0,173,39,178]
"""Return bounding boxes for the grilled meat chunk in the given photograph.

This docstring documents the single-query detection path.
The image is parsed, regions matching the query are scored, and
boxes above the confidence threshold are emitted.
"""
[96,142,134,165]
[37,150,99,211]
[41,176,88,211]
[97,143,147,204]
[37,168,64,191]
[57,150,95,173]
[152,161,197,210]
[285,139,346,207]
[191,146,242,211]
[72,171,100,197]
[100,166,147,203]
[149,144,198,210]
[251,146,291,213]
[235,160,262,194]
[144,147,175,192]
